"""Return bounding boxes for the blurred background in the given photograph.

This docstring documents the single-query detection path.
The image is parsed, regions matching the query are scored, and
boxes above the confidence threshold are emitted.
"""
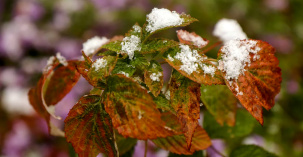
[0,0,302,156]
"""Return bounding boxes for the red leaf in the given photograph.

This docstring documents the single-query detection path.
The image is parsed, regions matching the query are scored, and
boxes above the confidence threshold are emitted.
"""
[218,39,282,124]
[169,70,201,149]
[64,95,118,157]
[28,60,80,135]
[177,30,209,49]
[104,74,175,139]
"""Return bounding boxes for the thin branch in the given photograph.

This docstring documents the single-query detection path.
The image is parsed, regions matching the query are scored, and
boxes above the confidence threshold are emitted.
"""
[209,145,226,157]
[200,41,222,54]
[144,140,148,157]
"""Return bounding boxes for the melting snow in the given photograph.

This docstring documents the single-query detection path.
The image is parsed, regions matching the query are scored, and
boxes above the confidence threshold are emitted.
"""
[146,8,184,33]
[177,30,208,48]
[82,36,109,56]
[213,18,247,43]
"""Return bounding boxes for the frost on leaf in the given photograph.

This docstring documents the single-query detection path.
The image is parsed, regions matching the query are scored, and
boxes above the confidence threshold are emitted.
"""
[152,112,211,155]
[213,18,247,43]
[169,70,201,149]
[218,39,282,124]
[82,36,109,56]
[164,45,224,85]
[144,60,163,97]
[29,60,80,136]
[64,95,118,157]
[177,30,209,48]
[104,74,175,139]
[200,84,237,126]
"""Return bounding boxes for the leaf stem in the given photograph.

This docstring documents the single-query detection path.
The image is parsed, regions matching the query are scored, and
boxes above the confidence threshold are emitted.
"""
[200,41,222,54]
[144,140,148,157]
[159,61,167,65]
[209,145,226,157]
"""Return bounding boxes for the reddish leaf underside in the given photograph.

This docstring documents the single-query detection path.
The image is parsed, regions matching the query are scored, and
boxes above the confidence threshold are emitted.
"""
[64,95,118,157]
[152,126,211,155]
[104,74,174,139]
[44,61,81,106]
[144,60,164,97]
[218,40,282,125]
[177,29,209,49]
[164,47,225,85]
[28,61,80,134]
[169,70,201,149]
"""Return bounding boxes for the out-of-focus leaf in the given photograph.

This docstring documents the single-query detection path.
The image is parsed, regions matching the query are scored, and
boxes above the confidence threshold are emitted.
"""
[44,61,80,106]
[230,145,278,157]
[200,84,237,126]
[169,70,201,148]
[177,30,209,49]
[104,74,174,139]
[152,126,211,155]
[168,151,204,157]
[203,110,256,139]
[144,60,163,96]
[141,38,179,54]
[116,131,137,155]
[64,95,118,157]
[218,39,282,125]
[142,13,197,42]
[111,59,136,77]
[163,46,224,85]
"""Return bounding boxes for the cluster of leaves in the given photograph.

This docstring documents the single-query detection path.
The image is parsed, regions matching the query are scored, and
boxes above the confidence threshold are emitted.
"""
[28,11,281,157]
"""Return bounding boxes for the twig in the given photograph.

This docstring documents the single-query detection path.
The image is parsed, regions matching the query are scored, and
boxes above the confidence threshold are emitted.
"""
[209,145,226,157]
[144,140,148,157]
[200,41,222,54]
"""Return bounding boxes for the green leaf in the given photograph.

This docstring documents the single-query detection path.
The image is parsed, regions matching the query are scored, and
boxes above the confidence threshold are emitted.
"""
[101,40,122,53]
[144,60,163,97]
[125,23,142,37]
[141,38,179,54]
[130,53,150,71]
[111,59,136,77]
[200,84,237,126]
[116,132,137,155]
[163,46,224,85]
[142,12,197,42]
[203,110,256,139]
[230,145,278,157]
[153,94,175,114]
[104,74,175,139]
[87,56,118,86]
[64,95,118,157]
[169,70,201,148]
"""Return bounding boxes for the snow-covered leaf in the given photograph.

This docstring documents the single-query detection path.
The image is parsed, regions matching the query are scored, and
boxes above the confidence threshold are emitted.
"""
[230,145,277,157]
[144,60,163,97]
[177,30,209,49]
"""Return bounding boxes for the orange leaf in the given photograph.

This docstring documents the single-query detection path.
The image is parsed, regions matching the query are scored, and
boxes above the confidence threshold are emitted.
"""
[177,30,209,49]
[169,70,201,149]
[218,39,282,124]
[152,125,211,155]
[64,95,118,157]
[104,74,175,139]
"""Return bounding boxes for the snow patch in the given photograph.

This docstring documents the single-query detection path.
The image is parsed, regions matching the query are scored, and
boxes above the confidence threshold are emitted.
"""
[121,35,141,60]
[82,36,109,56]
[178,30,208,47]
[150,72,162,82]
[213,18,247,43]
[146,8,184,33]
[92,58,107,71]
[56,53,68,66]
